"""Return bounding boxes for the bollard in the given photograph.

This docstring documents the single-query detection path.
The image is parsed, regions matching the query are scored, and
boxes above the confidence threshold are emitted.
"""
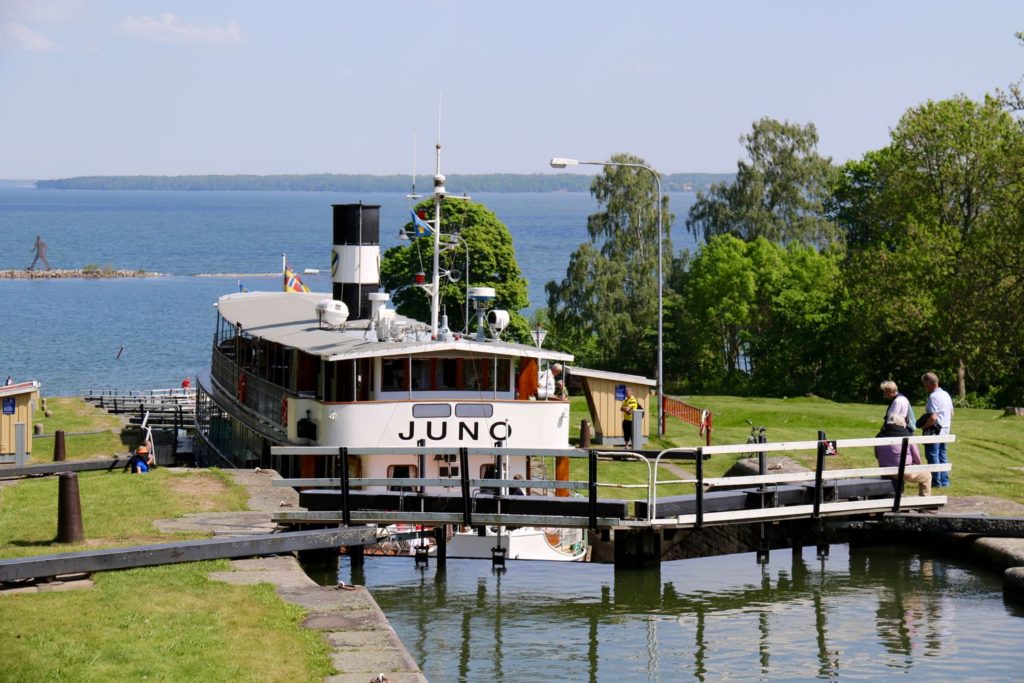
[580,419,591,449]
[53,429,66,461]
[56,472,85,543]
[34,423,44,436]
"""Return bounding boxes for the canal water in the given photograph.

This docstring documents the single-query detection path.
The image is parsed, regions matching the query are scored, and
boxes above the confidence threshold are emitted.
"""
[309,544,1024,681]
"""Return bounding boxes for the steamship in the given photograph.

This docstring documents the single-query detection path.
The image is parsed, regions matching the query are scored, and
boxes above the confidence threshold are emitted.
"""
[194,159,587,561]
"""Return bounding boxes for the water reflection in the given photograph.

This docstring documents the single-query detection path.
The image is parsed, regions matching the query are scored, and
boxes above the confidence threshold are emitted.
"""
[330,544,1022,681]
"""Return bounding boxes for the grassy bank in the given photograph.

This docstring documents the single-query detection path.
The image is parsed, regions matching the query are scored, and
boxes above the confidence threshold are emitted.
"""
[0,468,331,681]
[0,468,248,558]
[566,394,1023,503]
[30,397,124,462]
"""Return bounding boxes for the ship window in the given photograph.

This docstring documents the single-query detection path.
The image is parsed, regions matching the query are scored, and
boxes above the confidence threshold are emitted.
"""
[387,464,418,492]
[479,464,498,495]
[455,404,493,418]
[412,404,451,418]
[381,358,409,392]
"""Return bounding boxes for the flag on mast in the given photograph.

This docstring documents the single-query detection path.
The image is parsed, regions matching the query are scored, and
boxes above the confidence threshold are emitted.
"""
[284,264,310,293]
[409,209,434,239]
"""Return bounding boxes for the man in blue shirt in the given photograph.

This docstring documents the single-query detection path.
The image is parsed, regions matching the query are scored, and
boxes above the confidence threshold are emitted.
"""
[921,372,954,488]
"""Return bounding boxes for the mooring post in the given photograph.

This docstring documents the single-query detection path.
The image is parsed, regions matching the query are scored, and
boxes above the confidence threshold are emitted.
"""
[580,419,591,449]
[53,428,66,462]
[56,471,85,543]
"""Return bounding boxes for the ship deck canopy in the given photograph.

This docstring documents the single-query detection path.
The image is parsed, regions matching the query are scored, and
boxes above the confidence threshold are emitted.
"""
[216,291,573,363]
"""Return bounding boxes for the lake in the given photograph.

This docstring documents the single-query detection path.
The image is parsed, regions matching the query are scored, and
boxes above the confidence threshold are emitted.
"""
[0,187,697,395]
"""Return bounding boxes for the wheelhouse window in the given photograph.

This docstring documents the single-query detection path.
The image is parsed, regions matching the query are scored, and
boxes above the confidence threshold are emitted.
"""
[383,356,513,393]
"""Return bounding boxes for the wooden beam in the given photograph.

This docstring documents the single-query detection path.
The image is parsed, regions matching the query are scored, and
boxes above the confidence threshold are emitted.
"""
[0,528,376,583]
[0,458,131,478]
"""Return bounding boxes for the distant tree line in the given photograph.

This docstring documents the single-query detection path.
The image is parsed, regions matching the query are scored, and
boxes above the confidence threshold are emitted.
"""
[35,173,731,193]
[544,86,1024,407]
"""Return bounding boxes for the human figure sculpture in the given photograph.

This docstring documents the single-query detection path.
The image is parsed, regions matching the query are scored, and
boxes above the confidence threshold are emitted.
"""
[28,235,50,271]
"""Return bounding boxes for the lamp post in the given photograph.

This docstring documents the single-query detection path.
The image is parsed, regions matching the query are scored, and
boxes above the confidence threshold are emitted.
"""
[550,156,665,436]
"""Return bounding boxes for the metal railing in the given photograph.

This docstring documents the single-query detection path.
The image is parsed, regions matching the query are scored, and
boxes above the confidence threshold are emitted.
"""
[210,345,288,429]
[270,433,956,530]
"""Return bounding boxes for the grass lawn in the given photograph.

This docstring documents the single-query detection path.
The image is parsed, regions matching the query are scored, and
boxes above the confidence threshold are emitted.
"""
[564,394,1024,504]
[2,561,332,682]
[30,397,125,463]
[0,468,248,558]
[0,468,331,681]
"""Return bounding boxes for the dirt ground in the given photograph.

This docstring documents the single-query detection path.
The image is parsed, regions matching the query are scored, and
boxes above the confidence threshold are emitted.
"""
[164,470,231,512]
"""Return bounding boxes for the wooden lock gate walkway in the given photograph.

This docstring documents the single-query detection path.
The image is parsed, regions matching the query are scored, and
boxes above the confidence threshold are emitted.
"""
[267,434,955,566]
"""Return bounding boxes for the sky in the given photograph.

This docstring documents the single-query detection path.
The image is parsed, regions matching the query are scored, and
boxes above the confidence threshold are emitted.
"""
[0,1,1021,179]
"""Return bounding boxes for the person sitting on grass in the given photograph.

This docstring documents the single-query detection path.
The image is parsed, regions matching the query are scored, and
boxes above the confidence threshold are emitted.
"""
[126,445,153,474]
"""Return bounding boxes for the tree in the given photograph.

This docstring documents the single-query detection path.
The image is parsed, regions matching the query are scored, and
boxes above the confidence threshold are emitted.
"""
[380,199,532,343]
[545,154,673,375]
[833,95,1024,402]
[686,118,838,246]
[670,235,845,396]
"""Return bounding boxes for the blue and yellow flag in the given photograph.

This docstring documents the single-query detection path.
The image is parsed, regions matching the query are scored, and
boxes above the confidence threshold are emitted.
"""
[409,210,434,239]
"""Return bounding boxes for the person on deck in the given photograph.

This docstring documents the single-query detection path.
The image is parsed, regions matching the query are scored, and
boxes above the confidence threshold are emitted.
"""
[620,386,639,449]
[921,372,954,488]
[537,363,566,400]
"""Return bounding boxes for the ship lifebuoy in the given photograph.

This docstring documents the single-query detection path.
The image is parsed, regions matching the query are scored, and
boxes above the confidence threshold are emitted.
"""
[281,395,288,426]
[237,374,247,402]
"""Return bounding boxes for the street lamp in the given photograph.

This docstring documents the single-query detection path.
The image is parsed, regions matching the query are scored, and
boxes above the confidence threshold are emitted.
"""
[549,156,665,436]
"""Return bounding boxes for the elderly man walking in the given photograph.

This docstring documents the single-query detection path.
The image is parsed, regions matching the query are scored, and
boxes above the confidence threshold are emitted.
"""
[921,372,954,488]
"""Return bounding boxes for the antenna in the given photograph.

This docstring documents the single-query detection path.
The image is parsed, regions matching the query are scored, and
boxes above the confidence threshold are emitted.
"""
[406,130,420,200]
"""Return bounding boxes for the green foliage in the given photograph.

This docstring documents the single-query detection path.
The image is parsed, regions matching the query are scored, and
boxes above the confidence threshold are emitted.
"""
[832,95,1024,403]
[670,236,845,396]
[379,198,531,342]
[686,118,838,246]
[545,154,674,375]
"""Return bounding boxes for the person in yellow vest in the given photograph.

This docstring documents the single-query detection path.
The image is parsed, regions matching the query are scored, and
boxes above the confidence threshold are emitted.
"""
[620,386,639,449]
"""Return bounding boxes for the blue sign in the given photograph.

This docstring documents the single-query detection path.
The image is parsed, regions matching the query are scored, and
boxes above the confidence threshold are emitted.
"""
[614,384,627,401]
[2,397,14,415]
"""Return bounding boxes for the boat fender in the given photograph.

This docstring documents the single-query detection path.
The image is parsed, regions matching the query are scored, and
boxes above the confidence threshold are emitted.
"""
[237,374,247,402]
[281,395,288,426]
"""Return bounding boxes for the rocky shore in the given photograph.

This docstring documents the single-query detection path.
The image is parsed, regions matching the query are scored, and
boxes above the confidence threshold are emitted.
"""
[0,269,158,279]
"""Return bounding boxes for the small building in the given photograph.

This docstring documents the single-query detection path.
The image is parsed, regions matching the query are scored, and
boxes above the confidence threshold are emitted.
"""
[568,367,656,446]
[1,381,40,464]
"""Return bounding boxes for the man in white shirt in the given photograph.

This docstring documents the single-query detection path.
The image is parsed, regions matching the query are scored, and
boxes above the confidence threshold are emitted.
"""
[921,372,954,488]
[537,363,565,400]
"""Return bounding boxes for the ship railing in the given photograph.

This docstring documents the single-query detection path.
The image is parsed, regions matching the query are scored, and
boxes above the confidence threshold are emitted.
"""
[210,345,287,430]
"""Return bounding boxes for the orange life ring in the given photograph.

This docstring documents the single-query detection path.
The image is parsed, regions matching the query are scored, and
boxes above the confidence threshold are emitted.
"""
[237,374,247,402]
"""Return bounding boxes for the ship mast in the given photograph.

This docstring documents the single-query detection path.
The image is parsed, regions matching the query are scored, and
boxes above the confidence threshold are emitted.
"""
[429,108,445,338]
